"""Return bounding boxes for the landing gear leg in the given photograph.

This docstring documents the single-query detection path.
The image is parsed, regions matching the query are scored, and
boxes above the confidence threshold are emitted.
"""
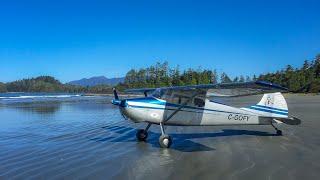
[271,123,282,136]
[158,122,172,148]
[136,123,151,141]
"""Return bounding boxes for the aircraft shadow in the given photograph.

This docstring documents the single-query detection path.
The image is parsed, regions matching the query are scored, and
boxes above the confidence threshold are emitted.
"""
[91,125,278,152]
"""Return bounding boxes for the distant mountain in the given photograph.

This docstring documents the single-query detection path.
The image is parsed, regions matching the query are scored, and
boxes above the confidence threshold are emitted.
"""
[68,76,124,87]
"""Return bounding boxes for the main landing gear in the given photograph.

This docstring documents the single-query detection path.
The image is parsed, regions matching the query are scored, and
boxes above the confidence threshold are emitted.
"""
[271,123,282,136]
[135,122,173,148]
[136,123,151,141]
[159,122,172,148]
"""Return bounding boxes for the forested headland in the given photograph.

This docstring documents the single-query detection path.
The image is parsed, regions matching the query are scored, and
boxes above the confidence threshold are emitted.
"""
[0,54,320,93]
[0,76,113,94]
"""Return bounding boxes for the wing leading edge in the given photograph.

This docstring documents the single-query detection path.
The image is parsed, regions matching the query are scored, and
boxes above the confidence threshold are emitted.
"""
[124,81,289,97]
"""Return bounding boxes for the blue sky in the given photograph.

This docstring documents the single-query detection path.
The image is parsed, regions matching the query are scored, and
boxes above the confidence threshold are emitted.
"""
[0,0,319,83]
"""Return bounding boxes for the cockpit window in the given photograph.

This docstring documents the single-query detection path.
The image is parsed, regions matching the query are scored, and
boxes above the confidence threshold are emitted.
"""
[194,98,205,107]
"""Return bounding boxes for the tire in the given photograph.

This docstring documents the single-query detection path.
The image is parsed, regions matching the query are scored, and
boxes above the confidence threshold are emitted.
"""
[276,130,282,136]
[136,129,148,141]
[159,134,172,148]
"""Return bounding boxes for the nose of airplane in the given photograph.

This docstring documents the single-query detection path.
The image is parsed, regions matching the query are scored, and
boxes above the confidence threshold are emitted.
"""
[111,99,127,107]
[119,100,131,120]
[120,99,127,107]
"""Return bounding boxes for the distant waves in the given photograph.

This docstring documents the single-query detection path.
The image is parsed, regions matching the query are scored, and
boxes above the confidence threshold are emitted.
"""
[0,94,81,99]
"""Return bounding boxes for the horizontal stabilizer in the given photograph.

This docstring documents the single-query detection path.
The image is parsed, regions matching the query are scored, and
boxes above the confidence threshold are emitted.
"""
[258,116,302,125]
[274,116,302,125]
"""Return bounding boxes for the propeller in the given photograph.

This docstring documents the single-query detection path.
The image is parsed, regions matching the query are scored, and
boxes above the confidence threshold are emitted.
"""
[111,88,121,106]
[111,88,128,120]
[113,88,119,100]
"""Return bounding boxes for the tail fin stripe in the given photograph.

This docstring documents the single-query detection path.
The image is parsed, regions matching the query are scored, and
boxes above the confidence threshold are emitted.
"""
[253,104,288,112]
[248,106,288,115]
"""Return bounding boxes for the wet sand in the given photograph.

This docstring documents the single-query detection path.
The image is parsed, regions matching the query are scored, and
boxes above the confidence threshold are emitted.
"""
[0,94,319,179]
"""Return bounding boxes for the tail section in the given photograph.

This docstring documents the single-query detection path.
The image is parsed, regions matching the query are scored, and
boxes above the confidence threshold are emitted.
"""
[243,92,288,118]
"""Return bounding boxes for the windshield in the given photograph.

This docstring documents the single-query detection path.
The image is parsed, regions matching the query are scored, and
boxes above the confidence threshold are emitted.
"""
[151,88,165,99]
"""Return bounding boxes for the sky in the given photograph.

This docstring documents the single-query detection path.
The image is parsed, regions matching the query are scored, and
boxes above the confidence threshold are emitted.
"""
[0,0,320,83]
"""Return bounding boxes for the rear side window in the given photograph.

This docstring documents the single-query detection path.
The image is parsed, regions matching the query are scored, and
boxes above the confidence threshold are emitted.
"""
[194,98,205,107]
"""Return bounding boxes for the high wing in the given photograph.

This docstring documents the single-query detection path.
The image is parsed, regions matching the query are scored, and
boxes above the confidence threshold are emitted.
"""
[124,81,288,97]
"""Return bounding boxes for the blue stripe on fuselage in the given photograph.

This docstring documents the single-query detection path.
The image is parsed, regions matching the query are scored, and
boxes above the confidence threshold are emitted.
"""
[127,97,166,105]
[248,106,288,115]
[126,97,252,116]
[252,104,288,112]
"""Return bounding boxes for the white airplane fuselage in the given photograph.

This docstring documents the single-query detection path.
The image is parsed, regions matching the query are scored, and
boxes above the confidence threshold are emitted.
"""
[111,88,296,148]
[118,97,275,126]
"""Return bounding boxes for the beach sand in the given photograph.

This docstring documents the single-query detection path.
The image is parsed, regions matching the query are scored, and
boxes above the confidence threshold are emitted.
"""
[0,94,319,179]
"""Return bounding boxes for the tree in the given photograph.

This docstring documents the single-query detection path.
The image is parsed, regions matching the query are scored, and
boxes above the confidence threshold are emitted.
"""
[315,54,320,78]
[233,76,239,82]
[252,74,257,81]
[170,65,184,86]
[245,76,251,82]
[239,75,245,82]
[220,72,232,83]
[0,82,7,92]
[211,70,218,84]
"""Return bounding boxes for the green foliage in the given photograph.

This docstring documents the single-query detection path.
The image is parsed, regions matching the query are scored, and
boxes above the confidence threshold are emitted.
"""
[86,85,113,94]
[0,82,7,92]
[4,76,113,94]
[258,54,320,93]
[220,72,232,83]
[6,76,64,92]
[121,54,320,93]
[119,62,218,89]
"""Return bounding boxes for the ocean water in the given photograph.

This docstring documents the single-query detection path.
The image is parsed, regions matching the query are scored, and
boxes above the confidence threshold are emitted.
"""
[0,93,127,179]
[0,93,320,179]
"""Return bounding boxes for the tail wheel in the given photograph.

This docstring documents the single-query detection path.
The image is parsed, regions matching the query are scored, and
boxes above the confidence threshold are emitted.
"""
[136,129,148,141]
[276,130,282,136]
[159,134,172,148]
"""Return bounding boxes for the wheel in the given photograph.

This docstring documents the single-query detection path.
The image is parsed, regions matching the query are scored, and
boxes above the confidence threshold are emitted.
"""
[276,130,282,136]
[159,134,172,148]
[136,129,148,141]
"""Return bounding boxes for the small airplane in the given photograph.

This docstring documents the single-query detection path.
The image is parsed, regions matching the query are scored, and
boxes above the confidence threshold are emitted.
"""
[111,81,301,148]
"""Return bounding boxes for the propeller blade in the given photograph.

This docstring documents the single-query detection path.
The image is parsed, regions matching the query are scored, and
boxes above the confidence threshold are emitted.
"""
[113,88,119,100]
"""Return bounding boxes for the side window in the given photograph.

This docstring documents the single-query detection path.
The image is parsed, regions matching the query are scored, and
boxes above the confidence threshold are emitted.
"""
[194,98,205,107]
[171,94,184,104]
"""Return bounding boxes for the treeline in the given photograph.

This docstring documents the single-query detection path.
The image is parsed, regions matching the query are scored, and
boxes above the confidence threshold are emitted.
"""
[119,62,218,89]
[118,62,251,89]
[115,62,253,90]
[116,54,320,93]
[1,54,320,93]
[0,76,113,93]
[0,82,6,93]
[258,54,320,93]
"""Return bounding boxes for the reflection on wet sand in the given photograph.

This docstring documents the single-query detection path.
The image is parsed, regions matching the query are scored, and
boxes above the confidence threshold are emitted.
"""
[92,125,278,152]
[13,102,62,114]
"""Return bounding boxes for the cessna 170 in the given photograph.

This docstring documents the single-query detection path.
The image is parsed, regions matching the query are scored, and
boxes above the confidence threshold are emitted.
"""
[111,81,301,148]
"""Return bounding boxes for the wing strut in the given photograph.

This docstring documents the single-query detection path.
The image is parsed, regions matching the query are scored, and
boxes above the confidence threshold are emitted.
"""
[163,91,199,123]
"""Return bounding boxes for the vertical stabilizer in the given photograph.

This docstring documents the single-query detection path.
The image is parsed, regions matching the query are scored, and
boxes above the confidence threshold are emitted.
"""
[242,92,288,118]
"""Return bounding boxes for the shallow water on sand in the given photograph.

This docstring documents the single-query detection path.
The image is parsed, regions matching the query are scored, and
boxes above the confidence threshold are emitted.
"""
[0,94,320,180]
